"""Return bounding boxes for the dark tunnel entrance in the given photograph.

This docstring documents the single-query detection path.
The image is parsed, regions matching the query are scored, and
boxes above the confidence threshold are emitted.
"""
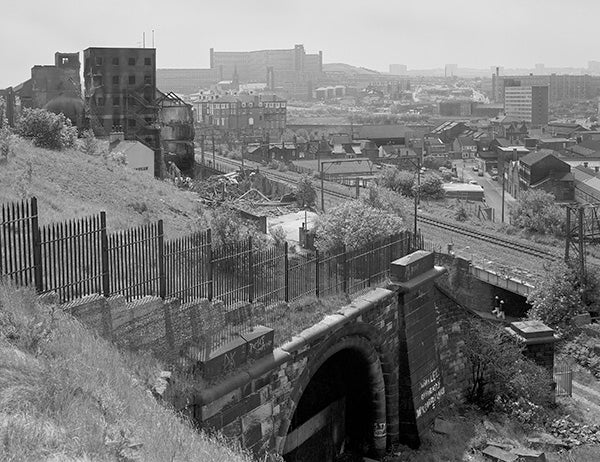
[283,347,383,462]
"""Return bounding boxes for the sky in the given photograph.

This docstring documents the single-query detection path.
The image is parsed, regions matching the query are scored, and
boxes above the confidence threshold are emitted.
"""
[2,0,599,88]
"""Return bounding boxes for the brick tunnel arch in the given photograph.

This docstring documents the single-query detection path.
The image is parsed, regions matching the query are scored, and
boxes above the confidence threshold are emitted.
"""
[278,323,397,461]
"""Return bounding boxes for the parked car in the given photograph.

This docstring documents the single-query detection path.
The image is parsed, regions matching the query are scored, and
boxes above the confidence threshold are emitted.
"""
[491,175,498,181]
[468,180,479,185]
[472,166,479,172]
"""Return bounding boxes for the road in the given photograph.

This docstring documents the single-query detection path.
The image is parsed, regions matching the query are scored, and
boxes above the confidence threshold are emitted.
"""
[453,159,516,223]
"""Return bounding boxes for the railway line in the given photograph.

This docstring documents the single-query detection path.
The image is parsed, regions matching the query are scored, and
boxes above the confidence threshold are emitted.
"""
[197,153,561,263]
[417,215,558,261]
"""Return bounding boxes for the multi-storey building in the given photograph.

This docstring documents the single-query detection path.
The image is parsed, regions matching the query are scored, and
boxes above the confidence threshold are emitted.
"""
[504,85,548,126]
[157,45,323,100]
[83,47,159,150]
[199,94,287,136]
[492,73,600,103]
[13,52,83,125]
[209,45,322,83]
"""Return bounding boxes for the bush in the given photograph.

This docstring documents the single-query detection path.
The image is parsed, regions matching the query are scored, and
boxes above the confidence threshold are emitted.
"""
[361,184,410,220]
[16,108,77,150]
[314,200,404,252]
[422,155,451,170]
[463,319,553,414]
[295,175,317,208]
[0,126,14,162]
[562,334,600,378]
[376,168,414,196]
[527,261,598,336]
[80,128,99,156]
[269,226,287,247]
[415,173,445,200]
[376,169,445,200]
[509,189,566,236]
[455,204,468,222]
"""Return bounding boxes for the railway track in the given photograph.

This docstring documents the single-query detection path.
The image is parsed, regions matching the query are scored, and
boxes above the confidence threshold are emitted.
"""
[418,215,558,261]
[198,154,561,261]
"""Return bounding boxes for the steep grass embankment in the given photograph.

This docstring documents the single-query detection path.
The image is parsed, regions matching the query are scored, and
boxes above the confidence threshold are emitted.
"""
[0,138,204,237]
[0,282,251,462]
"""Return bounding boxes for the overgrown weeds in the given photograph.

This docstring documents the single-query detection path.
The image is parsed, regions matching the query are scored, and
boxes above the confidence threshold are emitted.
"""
[0,282,251,462]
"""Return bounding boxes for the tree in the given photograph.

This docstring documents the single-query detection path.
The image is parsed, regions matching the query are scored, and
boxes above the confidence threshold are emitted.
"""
[295,175,317,208]
[463,319,553,408]
[314,200,404,252]
[16,108,77,150]
[376,169,445,200]
[509,189,565,236]
[422,155,451,170]
[415,173,445,200]
[376,168,414,196]
[80,129,99,156]
[527,261,599,335]
[361,184,410,220]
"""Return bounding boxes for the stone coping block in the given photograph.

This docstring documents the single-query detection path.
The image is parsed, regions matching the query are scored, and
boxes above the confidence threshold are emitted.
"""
[200,325,275,379]
[390,251,435,283]
[508,320,557,345]
[241,326,275,361]
[392,267,447,294]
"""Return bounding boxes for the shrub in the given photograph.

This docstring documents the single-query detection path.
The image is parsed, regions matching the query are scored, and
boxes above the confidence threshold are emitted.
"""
[269,226,287,247]
[463,319,553,413]
[415,173,445,200]
[376,168,414,196]
[314,200,405,252]
[527,261,598,336]
[295,175,317,208]
[361,184,410,220]
[509,189,566,236]
[0,126,14,162]
[16,108,77,150]
[562,334,600,378]
[80,128,99,155]
[455,204,468,222]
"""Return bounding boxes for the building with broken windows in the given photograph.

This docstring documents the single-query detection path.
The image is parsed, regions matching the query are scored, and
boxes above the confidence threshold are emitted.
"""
[84,47,161,172]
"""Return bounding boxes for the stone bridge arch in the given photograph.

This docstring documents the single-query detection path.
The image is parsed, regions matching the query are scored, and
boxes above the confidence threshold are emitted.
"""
[278,322,398,460]
[187,251,448,461]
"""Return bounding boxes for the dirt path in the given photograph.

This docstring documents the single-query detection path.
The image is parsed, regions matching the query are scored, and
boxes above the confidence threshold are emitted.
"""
[571,380,600,421]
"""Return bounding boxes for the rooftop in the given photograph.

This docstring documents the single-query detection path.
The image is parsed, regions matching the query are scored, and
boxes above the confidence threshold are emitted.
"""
[519,150,559,166]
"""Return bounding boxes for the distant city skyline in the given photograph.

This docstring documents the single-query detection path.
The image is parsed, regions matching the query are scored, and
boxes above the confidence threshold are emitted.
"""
[2,0,600,88]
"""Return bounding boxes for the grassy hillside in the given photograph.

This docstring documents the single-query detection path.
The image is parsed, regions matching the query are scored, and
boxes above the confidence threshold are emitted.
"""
[0,137,204,237]
[0,282,251,462]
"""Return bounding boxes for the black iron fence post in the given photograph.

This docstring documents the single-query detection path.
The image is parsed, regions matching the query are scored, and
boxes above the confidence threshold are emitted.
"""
[100,211,110,298]
[248,235,254,303]
[207,229,213,300]
[342,245,348,294]
[157,220,166,299]
[284,242,289,302]
[367,242,373,287]
[315,249,320,298]
[30,197,43,293]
